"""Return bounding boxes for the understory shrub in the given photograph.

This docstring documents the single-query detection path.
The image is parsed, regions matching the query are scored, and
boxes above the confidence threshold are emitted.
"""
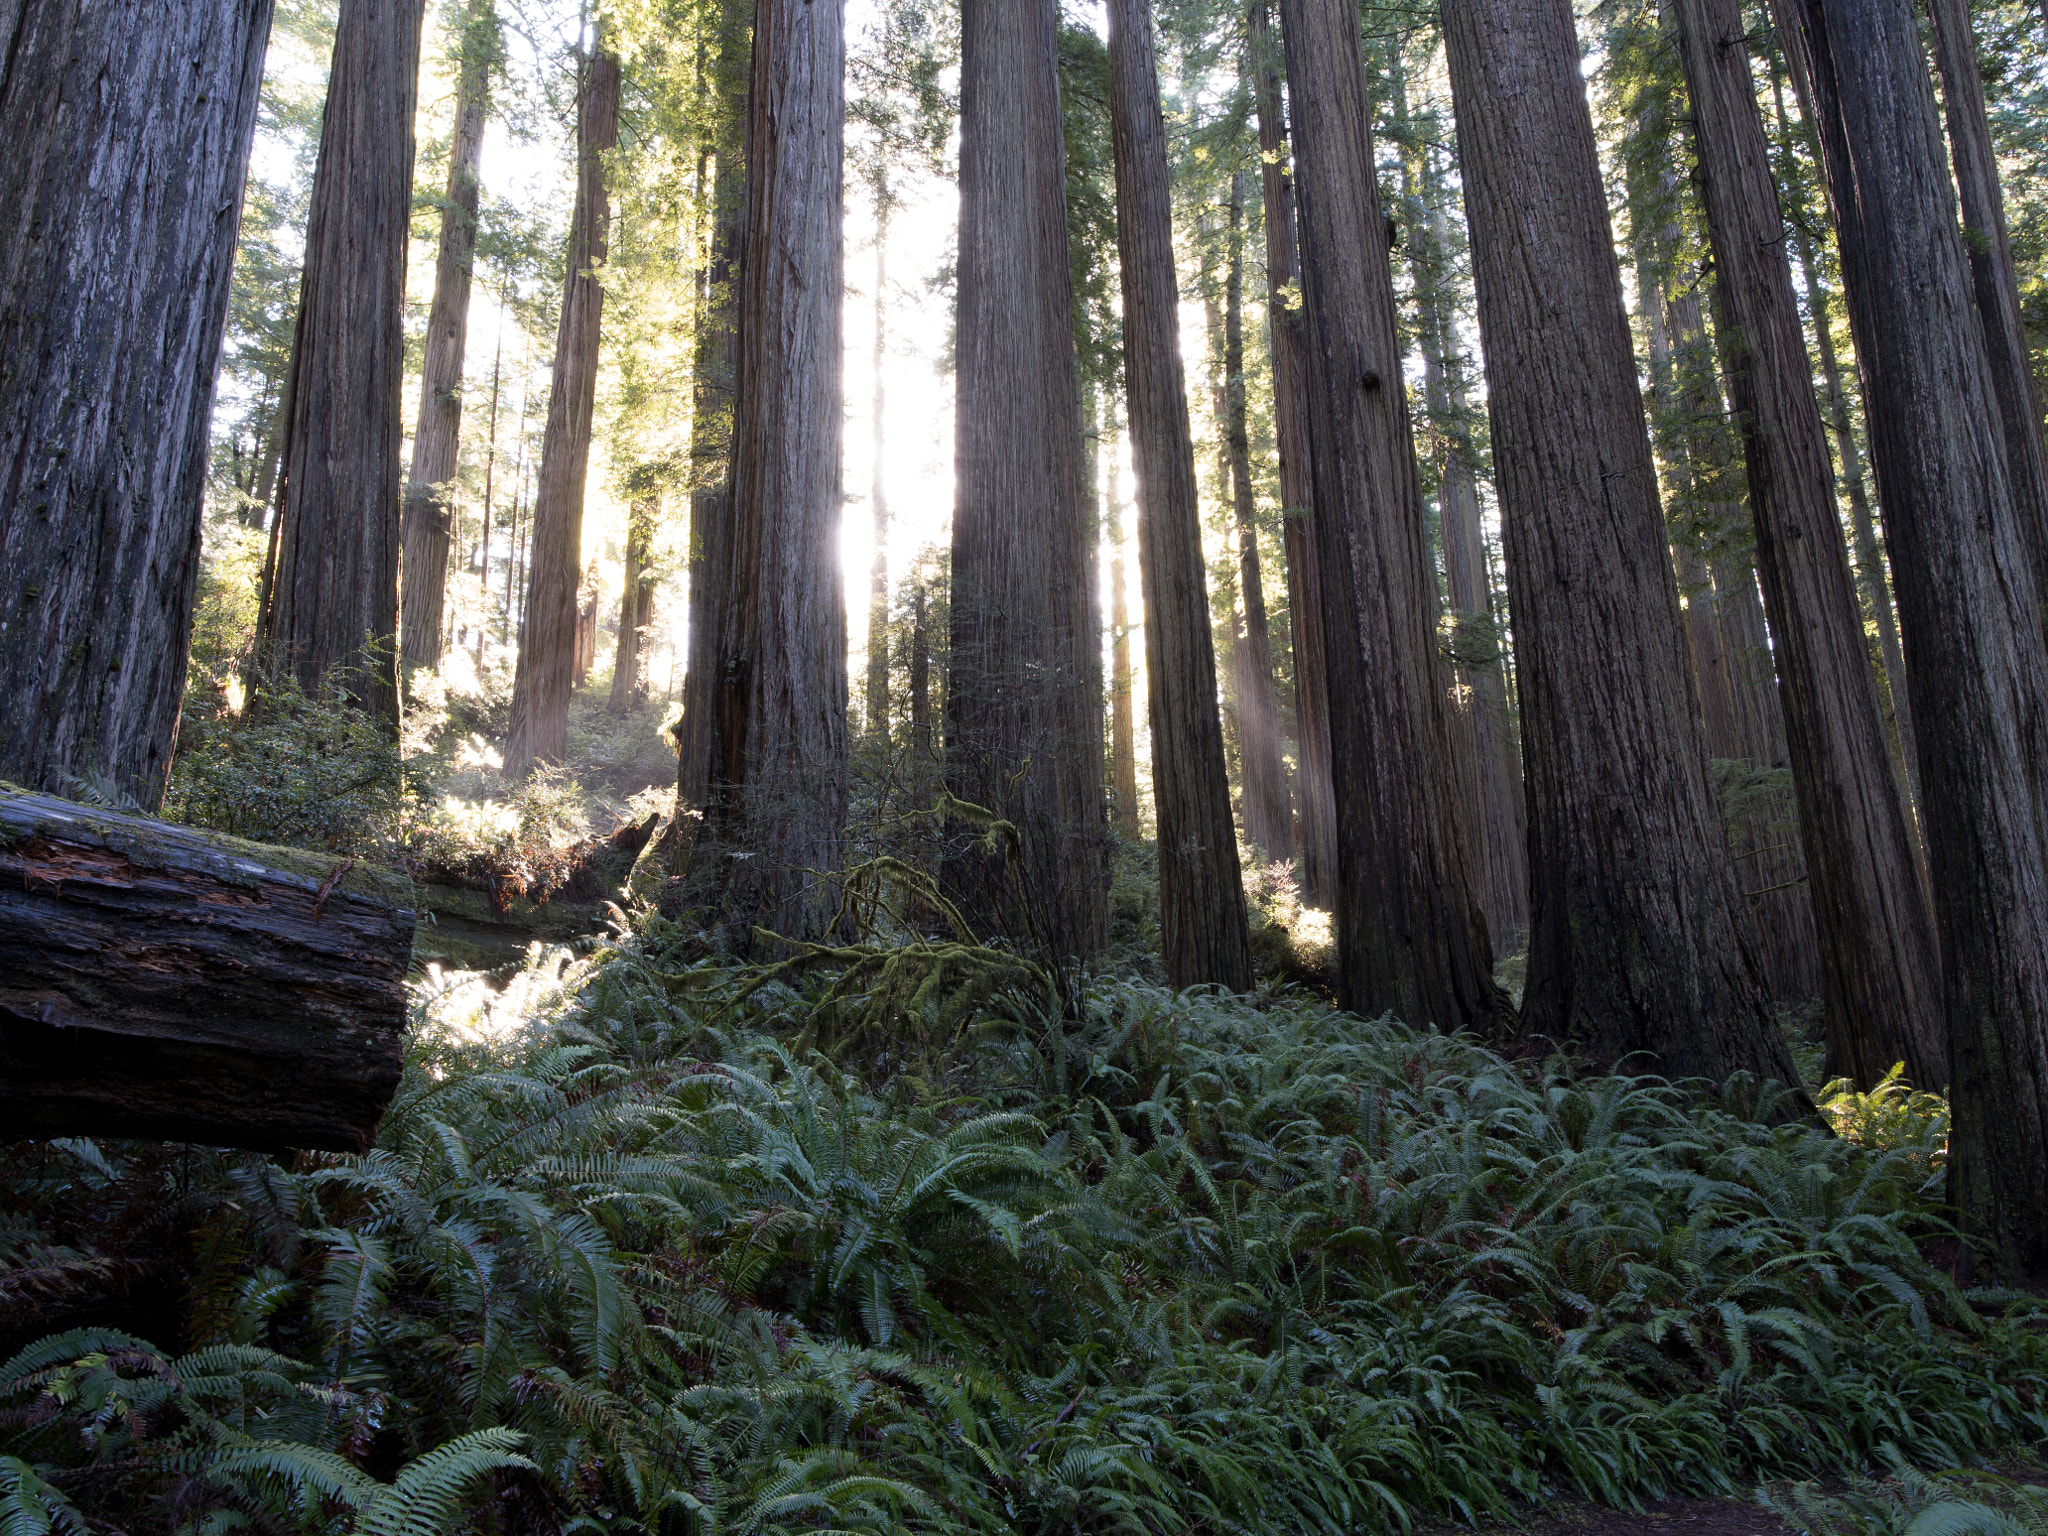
[3,928,2041,1533]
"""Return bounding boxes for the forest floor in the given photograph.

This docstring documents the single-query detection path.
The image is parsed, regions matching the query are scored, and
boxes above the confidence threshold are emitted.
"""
[1451,1494,1793,1535]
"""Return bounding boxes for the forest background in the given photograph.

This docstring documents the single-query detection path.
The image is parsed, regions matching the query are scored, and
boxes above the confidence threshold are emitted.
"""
[7,0,2048,1530]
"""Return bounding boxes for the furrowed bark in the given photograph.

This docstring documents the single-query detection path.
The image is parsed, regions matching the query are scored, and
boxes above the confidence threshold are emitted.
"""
[1926,0,2048,608]
[1248,2,1336,908]
[1108,0,1253,991]
[1278,0,1501,1029]
[947,0,1109,962]
[695,0,850,948]
[503,44,620,779]
[399,0,496,672]
[261,0,427,727]
[1775,0,2048,1278]
[0,790,413,1153]
[1442,0,1797,1083]
[0,0,273,807]
[1672,0,1942,1090]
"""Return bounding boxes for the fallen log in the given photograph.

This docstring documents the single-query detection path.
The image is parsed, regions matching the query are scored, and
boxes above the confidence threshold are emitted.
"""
[0,788,415,1153]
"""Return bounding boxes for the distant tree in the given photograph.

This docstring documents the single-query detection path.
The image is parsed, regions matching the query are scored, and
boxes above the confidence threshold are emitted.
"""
[1107,0,1253,990]
[675,0,750,859]
[503,40,621,779]
[1441,0,1797,1082]
[400,0,501,672]
[1278,0,1502,1030]
[608,487,657,714]
[947,0,1109,960]
[1247,2,1336,907]
[259,0,428,727]
[0,0,275,806]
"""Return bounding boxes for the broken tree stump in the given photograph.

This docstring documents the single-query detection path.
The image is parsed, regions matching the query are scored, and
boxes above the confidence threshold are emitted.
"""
[0,788,416,1153]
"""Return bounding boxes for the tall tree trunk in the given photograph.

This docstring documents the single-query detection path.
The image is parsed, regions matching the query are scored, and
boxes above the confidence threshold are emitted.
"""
[1926,0,2048,604]
[1663,273,1823,1015]
[1107,428,1142,839]
[1442,0,1797,1083]
[474,323,503,671]
[1793,227,1923,821]
[0,0,273,806]
[1410,177,1528,943]
[1218,172,1293,866]
[865,199,892,744]
[1278,0,1502,1029]
[607,492,655,713]
[947,0,1109,961]
[1662,0,1949,1097]
[1108,0,1252,991]
[259,0,426,727]
[1247,2,1336,908]
[696,0,848,947]
[674,1,750,867]
[502,43,620,778]
[398,0,495,672]
[1775,0,2048,1278]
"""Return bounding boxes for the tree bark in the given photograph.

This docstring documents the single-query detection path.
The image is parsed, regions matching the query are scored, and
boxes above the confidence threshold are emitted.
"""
[399,0,495,673]
[1794,228,1923,821]
[1247,3,1336,908]
[1217,173,1293,866]
[503,44,620,779]
[1669,0,1944,1089]
[1926,0,2048,608]
[1442,0,1797,1083]
[0,0,273,808]
[1107,0,1252,991]
[694,0,848,948]
[1774,0,2048,1278]
[947,0,1109,961]
[607,493,656,714]
[260,0,426,728]
[1278,0,1501,1029]
[673,2,750,868]
[0,789,413,1153]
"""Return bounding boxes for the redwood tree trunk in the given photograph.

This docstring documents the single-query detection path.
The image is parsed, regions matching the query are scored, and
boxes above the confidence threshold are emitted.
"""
[694,0,849,948]
[1926,0,2048,606]
[1248,2,1336,908]
[260,0,426,728]
[607,492,655,714]
[1795,227,1923,820]
[866,203,892,743]
[502,43,620,779]
[1108,470,1142,837]
[947,0,1109,961]
[399,0,495,673]
[1775,0,2048,1278]
[1442,0,1797,1083]
[1672,0,1943,1089]
[0,0,273,806]
[1108,0,1252,991]
[1219,172,1292,866]
[1278,0,1501,1030]
[674,1,749,865]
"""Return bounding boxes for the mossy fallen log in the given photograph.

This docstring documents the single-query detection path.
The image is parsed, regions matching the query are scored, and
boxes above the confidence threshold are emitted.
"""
[0,788,415,1152]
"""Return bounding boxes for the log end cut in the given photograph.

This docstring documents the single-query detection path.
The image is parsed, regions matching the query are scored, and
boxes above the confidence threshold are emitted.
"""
[0,789,417,1153]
